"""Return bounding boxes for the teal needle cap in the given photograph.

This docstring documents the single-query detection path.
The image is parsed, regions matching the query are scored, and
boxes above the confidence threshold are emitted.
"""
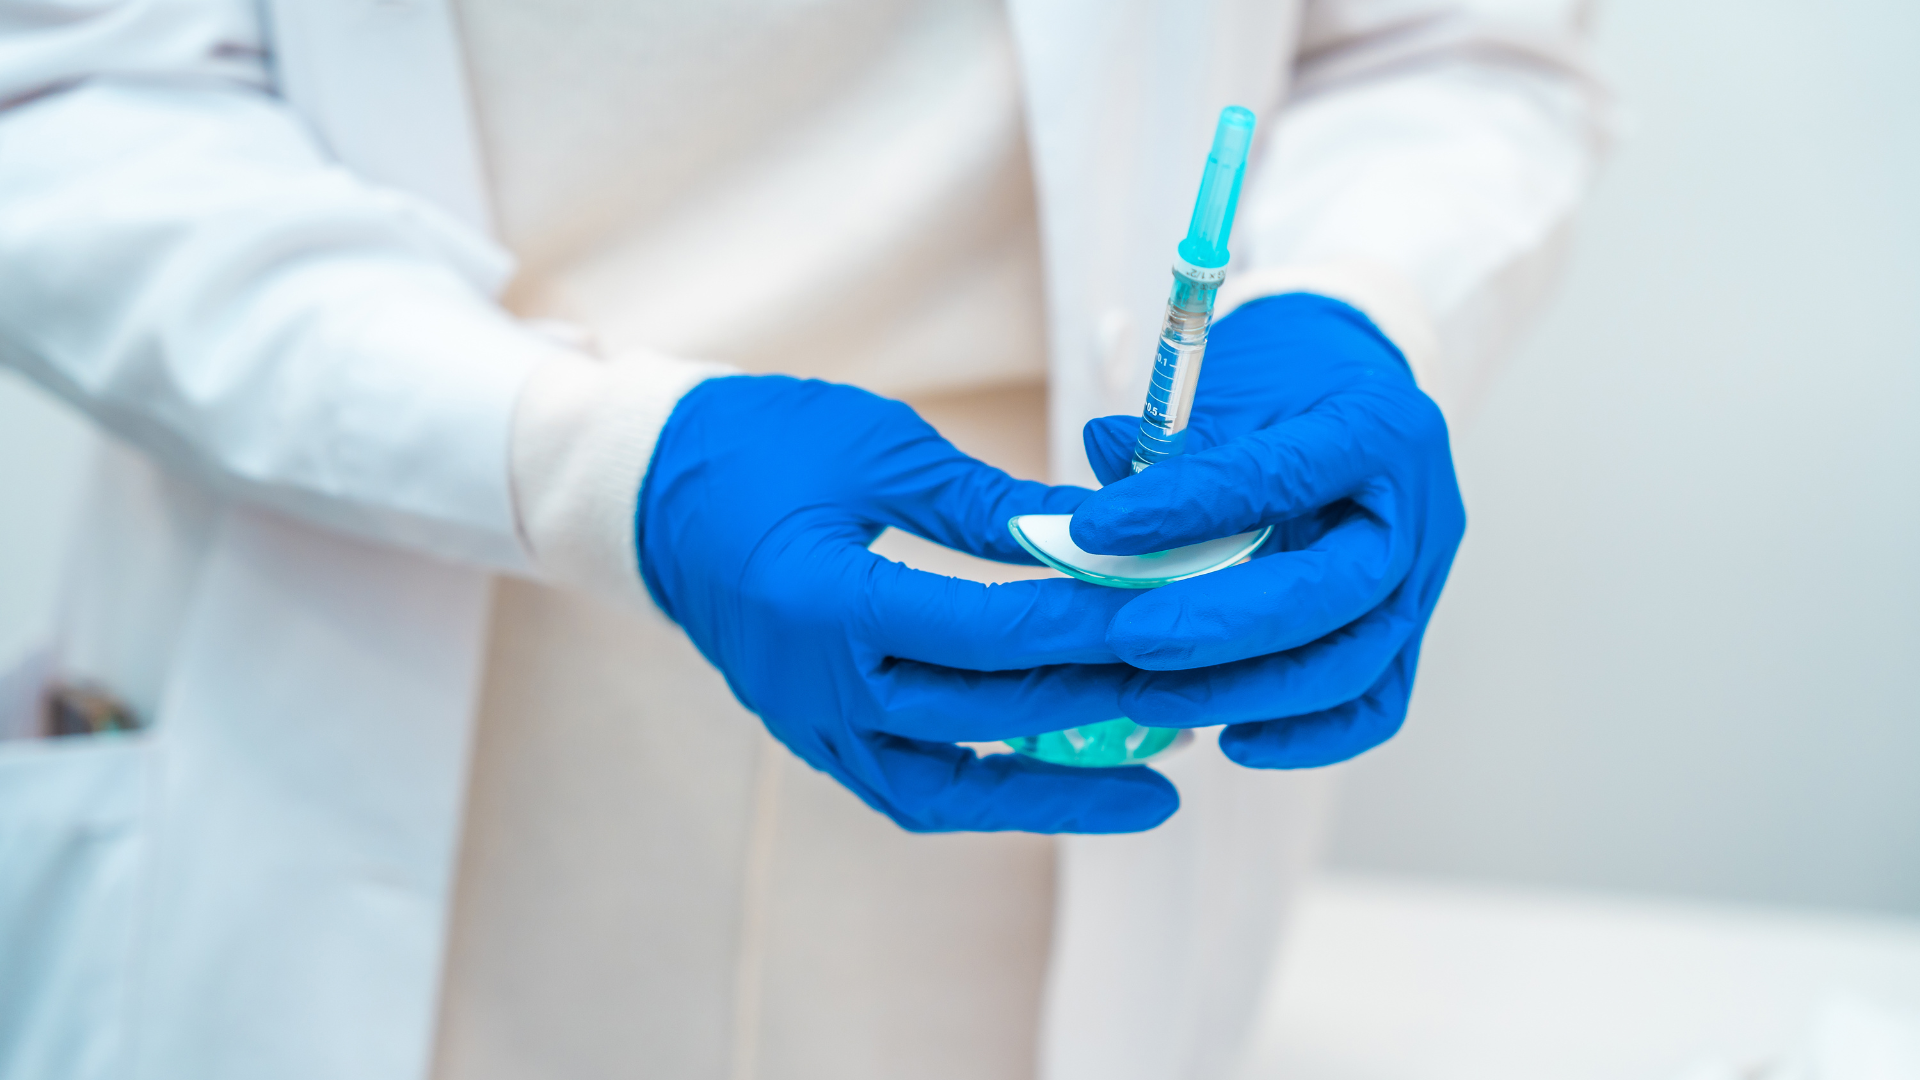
[1177,105,1256,270]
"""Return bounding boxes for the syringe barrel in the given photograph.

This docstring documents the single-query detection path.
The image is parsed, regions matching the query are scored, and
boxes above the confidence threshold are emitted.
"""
[1130,105,1252,473]
[1131,261,1223,472]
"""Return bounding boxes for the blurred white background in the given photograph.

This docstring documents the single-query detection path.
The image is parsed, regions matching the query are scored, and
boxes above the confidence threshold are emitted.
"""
[1,0,1914,925]
[1323,0,1920,917]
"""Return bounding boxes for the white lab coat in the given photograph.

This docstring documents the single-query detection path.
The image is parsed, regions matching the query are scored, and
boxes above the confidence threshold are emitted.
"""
[0,1,1603,1078]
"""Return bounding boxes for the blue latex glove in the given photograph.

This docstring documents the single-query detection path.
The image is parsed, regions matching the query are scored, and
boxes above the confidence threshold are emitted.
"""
[1074,293,1466,768]
[638,375,1181,833]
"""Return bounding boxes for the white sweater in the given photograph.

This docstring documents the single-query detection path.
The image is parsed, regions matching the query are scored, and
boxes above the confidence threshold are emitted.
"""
[460,0,1066,606]
[459,0,1048,398]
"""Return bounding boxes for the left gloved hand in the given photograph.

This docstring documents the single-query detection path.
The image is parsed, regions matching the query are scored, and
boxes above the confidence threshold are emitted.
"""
[636,374,1183,834]
[1073,292,1466,768]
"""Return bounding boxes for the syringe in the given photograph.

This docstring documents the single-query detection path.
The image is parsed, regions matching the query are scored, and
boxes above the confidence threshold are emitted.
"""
[1130,105,1255,472]
[1001,105,1267,770]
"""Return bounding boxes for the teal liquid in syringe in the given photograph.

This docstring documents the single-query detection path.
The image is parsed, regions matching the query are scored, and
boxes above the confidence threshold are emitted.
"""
[1005,105,1260,770]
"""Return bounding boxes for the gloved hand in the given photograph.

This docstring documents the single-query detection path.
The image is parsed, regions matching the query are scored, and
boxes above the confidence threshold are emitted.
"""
[1073,292,1466,768]
[638,374,1180,833]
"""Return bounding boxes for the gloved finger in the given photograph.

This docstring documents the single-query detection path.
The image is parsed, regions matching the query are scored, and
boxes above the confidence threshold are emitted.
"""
[865,656,1142,742]
[871,578,1417,742]
[1106,498,1409,670]
[864,428,1091,564]
[858,554,1136,669]
[1116,595,1419,729]
[1082,415,1139,486]
[860,736,1179,834]
[1216,641,1418,768]
[1070,396,1412,555]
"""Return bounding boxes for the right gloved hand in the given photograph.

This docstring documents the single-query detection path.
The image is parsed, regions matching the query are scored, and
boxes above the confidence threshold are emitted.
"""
[1072,294,1465,769]
[636,374,1179,833]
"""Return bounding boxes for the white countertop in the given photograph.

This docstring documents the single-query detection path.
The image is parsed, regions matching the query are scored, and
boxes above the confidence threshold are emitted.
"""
[1252,873,1920,1080]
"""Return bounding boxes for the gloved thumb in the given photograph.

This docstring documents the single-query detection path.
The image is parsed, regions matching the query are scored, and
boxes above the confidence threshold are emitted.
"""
[1082,415,1138,485]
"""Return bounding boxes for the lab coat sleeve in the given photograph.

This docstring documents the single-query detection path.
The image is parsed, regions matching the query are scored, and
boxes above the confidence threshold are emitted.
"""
[0,1,720,577]
[1220,0,1610,419]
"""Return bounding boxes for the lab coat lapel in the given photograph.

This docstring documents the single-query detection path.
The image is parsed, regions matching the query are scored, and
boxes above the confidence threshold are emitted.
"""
[1003,0,1297,483]
[124,4,502,1079]
[131,512,494,1080]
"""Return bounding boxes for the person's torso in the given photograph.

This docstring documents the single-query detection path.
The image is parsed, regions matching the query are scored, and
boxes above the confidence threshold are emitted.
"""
[440,6,1060,1076]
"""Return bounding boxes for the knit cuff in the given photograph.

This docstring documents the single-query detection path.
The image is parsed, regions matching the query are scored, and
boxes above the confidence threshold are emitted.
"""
[510,351,736,608]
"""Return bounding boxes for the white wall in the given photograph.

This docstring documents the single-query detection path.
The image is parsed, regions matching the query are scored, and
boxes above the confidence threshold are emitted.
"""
[1323,0,1920,914]
[1,0,1915,914]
